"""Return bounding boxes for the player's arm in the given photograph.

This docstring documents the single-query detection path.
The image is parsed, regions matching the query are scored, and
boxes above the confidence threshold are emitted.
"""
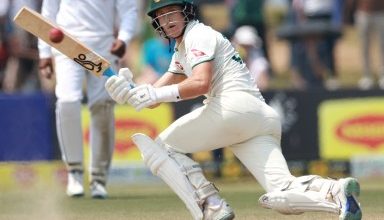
[143,71,185,109]
[105,61,213,110]
[105,60,214,111]
[39,58,54,79]
[38,0,60,79]
[38,0,60,58]
[153,60,213,100]
[134,62,212,110]
[177,61,213,100]
[116,0,138,44]
[153,71,186,88]
[111,0,139,58]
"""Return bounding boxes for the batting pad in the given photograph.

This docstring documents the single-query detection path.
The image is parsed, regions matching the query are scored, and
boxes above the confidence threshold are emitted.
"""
[132,133,204,220]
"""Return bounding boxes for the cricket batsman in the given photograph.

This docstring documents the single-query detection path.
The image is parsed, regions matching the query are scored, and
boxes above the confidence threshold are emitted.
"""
[105,0,362,219]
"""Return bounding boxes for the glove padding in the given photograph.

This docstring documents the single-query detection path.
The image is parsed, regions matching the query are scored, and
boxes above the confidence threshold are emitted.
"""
[105,68,134,104]
[127,84,158,111]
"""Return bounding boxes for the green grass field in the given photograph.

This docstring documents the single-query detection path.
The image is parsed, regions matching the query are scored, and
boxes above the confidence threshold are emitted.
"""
[1,177,383,220]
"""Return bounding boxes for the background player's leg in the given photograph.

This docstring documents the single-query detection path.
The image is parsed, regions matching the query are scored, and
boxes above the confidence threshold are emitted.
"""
[86,60,116,198]
[88,100,115,198]
[56,101,83,169]
[56,100,84,197]
[54,52,85,197]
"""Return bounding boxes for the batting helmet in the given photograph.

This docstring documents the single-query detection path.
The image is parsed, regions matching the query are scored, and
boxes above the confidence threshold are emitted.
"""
[147,0,196,38]
[147,0,195,17]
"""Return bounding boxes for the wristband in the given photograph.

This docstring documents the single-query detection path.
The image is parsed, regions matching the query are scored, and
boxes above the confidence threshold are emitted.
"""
[155,84,182,102]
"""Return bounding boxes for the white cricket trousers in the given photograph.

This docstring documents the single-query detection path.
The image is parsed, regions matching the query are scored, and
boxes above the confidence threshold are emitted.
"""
[53,35,115,105]
[158,91,294,192]
[53,35,117,183]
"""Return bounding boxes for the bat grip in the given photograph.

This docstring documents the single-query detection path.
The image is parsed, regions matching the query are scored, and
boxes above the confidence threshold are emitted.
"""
[102,67,116,77]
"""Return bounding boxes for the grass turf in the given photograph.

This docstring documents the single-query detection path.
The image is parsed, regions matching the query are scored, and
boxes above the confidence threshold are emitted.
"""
[1,177,383,220]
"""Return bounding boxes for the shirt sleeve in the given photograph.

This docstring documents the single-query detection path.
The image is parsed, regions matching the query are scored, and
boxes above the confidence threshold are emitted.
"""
[185,28,216,68]
[168,53,185,74]
[116,0,138,44]
[38,0,60,58]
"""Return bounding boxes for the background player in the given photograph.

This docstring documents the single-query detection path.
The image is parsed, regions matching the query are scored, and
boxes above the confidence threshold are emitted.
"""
[105,0,362,219]
[38,0,138,198]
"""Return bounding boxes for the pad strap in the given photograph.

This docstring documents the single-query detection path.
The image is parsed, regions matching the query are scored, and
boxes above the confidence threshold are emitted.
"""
[196,183,219,203]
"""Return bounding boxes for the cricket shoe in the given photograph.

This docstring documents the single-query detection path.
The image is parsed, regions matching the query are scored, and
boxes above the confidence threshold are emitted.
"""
[332,177,362,220]
[90,181,107,199]
[66,171,84,197]
[203,199,235,220]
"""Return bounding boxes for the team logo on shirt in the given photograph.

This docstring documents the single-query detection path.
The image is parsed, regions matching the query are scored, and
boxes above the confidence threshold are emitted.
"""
[175,61,184,70]
[191,49,206,57]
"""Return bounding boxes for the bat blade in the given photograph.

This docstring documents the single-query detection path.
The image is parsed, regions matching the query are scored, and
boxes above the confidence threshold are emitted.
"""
[13,6,115,77]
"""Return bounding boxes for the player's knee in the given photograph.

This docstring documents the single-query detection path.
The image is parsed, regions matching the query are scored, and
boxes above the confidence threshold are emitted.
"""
[56,100,81,115]
[56,91,83,103]
[89,100,114,113]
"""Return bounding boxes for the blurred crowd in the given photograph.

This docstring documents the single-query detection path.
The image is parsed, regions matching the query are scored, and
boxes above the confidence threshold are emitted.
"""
[276,0,384,90]
[1,0,384,94]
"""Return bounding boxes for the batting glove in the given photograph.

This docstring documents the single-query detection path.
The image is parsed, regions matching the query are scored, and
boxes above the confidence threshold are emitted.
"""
[105,68,135,104]
[127,84,181,111]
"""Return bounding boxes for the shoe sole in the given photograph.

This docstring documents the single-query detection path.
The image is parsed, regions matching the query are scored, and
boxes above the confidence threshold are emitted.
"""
[219,212,235,220]
[340,178,362,220]
[91,194,107,199]
[67,193,84,198]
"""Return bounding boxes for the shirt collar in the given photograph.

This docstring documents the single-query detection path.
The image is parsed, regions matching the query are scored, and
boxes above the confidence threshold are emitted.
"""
[174,20,199,52]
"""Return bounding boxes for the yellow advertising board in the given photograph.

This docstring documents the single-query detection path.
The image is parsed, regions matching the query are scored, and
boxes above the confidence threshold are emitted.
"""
[81,104,174,165]
[319,98,384,159]
[0,104,174,191]
[0,161,66,191]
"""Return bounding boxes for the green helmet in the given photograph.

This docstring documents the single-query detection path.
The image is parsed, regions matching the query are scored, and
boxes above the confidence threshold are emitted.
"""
[147,0,194,17]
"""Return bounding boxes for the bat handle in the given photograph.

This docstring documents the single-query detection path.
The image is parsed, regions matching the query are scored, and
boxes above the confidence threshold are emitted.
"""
[102,67,116,77]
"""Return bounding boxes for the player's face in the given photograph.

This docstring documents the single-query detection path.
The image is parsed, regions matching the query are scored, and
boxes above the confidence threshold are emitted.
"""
[154,5,186,40]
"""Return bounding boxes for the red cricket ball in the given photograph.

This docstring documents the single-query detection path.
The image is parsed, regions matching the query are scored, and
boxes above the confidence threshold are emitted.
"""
[49,28,64,43]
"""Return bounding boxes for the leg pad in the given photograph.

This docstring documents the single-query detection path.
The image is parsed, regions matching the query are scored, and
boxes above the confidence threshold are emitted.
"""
[132,133,204,220]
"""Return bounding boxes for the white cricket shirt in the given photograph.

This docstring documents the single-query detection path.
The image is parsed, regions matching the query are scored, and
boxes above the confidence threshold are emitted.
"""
[169,20,264,100]
[38,0,138,58]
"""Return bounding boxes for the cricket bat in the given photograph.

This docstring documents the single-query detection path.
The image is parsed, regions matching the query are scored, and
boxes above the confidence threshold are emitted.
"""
[13,6,115,77]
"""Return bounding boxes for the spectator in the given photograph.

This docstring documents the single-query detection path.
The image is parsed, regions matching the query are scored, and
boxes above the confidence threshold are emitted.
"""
[2,0,43,93]
[354,0,384,90]
[232,25,270,91]
[278,0,343,90]
[230,0,271,70]
[0,0,10,89]
[136,35,175,84]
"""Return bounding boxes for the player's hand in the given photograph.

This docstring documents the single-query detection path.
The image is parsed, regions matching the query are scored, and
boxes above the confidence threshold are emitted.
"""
[127,84,158,111]
[105,68,134,104]
[110,39,126,58]
[39,58,54,79]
